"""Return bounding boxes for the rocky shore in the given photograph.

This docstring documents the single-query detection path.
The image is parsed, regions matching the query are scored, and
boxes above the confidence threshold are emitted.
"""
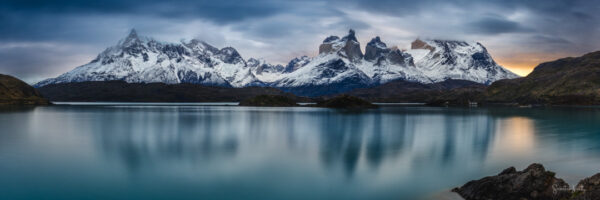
[453,163,600,200]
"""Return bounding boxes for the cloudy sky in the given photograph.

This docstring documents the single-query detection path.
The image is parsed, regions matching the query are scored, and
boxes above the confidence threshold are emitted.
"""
[1,0,599,83]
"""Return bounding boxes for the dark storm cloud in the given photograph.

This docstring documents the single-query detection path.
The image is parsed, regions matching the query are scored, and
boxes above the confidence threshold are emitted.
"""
[467,16,531,35]
[0,0,290,24]
[1,0,600,81]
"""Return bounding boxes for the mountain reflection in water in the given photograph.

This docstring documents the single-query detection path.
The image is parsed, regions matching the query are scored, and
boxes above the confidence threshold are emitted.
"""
[2,105,600,200]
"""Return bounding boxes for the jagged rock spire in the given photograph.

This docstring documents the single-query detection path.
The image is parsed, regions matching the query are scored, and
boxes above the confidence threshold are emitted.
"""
[318,29,363,62]
[342,29,358,42]
[121,28,142,47]
[365,36,390,61]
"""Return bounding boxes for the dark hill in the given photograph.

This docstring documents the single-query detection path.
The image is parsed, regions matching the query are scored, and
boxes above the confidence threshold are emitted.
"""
[345,79,485,103]
[239,95,298,107]
[38,81,307,102]
[316,95,378,109]
[485,51,600,105]
[0,74,50,105]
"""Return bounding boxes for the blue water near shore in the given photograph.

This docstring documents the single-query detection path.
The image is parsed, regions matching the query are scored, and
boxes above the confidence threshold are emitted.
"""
[1,104,600,199]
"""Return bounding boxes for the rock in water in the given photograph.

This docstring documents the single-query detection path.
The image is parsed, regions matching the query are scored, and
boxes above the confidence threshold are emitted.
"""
[316,95,378,109]
[0,74,50,105]
[239,95,298,107]
[452,163,572,200]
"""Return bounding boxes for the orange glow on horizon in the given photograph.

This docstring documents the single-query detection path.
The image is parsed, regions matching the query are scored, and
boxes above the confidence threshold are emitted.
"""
[494,52,576,77]
[495,61,535,77]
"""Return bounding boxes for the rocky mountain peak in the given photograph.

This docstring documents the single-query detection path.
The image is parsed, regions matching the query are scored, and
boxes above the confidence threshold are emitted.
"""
[318,29,363,62]
[365,36,390,61]
[385,49,414,66]
[185,39,219,53]
[411,39,435,51]
[323,36,340,43]
[121,29,144,46]
[341,29,358,42]
[216,47,244,64]
[127,29,138,38]
[284,56,310,72]
[367,36,386,48]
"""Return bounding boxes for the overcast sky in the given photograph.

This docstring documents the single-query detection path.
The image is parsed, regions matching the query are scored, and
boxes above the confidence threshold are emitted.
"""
[1,0,599,83]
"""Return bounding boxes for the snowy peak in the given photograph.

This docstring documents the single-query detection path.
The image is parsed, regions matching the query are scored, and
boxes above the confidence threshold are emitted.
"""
[123,29,139,44]
[342,29,359,42]
[284,56,310,73]
[318,29,363,62]
[407,38,519,84]
[247,58,284,75]
[216,47,244,64]
[35,29,257,88]
[184,39,219,54]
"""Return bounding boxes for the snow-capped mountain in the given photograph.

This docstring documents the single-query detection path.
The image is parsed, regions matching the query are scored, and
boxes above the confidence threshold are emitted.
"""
[35,29,260,88]
[36,29,519,97]
[270,30,428,96]
[407,39,519,84]
[268,30,517,96]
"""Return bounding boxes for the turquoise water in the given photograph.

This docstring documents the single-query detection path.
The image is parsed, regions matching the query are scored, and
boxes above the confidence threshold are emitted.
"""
[1,105,600,199]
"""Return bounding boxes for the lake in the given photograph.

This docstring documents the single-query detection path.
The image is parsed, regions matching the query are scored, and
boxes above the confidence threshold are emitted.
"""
[1,104,600,199]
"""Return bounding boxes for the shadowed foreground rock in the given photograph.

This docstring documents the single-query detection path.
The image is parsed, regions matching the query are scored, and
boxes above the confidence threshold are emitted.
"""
[239,95,298,107]
[572,173,600,200]
[316,95,378,109]
[452,163,572,200]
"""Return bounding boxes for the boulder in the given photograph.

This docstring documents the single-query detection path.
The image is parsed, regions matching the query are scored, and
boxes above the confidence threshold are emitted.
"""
[452,163,572,200]
[572,173,600,200]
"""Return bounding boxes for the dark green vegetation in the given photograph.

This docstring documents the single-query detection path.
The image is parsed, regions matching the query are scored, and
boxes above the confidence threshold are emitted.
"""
[484,51,600,105]
[38,81,307,102]
[453,163,600,200]
[316,95,378,109]
[239,95,299,107]
[346,79,485,105]
[0,74,49,105]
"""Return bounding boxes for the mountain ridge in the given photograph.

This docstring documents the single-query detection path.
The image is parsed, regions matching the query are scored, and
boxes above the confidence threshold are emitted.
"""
[35,29,519,96]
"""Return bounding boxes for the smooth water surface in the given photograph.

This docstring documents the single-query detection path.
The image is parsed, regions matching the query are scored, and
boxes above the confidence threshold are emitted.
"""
[1,105,600,199]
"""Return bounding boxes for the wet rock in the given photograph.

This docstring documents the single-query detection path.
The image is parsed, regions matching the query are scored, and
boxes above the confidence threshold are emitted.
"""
[452,163,572,200]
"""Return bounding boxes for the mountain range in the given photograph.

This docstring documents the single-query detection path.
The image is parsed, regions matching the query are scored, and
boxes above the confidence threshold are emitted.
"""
[35,29,518,97]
